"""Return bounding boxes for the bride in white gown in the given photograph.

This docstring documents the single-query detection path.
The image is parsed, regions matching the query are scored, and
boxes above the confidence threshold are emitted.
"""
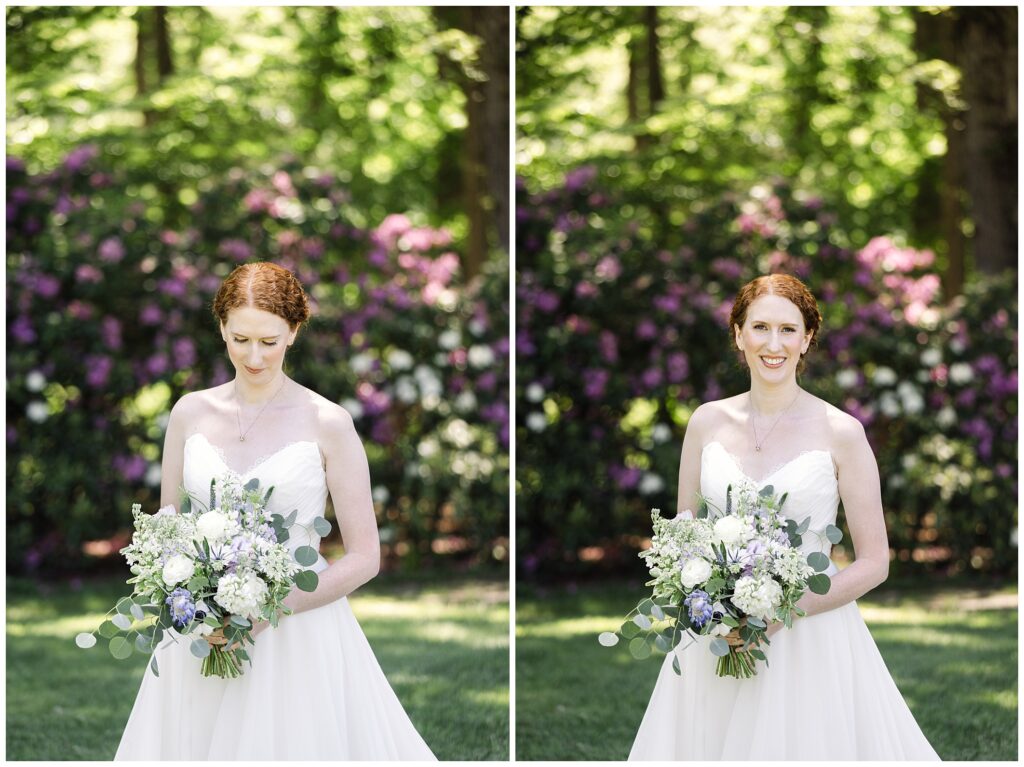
[115,262,435,760]
[629,274,939,761]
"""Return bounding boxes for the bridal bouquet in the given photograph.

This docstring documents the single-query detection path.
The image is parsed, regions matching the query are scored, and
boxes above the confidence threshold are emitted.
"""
[600,482,842,678]
[76,474,329,678]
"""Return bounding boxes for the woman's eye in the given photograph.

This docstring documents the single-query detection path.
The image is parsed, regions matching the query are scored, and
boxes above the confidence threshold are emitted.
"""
[262,341,278,347]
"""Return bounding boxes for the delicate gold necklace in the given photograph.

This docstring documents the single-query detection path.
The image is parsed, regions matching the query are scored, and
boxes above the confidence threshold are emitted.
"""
[235,378,287,442]
[750,390,802,452]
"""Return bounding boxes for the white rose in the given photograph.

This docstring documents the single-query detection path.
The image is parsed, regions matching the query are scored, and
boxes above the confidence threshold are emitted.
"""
[196,511,230,543]
[713,515,747,547]
[679,558,713,589]
[162,554,195,588]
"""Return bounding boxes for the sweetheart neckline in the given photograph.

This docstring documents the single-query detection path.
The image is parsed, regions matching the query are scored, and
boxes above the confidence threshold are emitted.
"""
[185,432,324,477]
[703,440,836,486]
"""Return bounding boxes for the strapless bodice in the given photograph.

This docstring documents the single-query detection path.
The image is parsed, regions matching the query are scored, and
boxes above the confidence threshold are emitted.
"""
[183,433,330,572]
[700,440,840,561]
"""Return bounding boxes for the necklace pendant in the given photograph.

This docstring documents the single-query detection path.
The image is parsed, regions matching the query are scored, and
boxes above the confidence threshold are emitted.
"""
[239,436,245,442]
[755,445,761,451]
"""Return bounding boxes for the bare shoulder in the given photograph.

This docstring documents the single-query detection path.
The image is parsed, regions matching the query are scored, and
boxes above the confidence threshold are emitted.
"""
[300,387,358,446]
[822,399,869,460]
[688,395,744,436]
[168,384,229,423]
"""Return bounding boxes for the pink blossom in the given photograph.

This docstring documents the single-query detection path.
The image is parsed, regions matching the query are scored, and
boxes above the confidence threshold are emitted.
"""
[112,454,146,482]
[34,274,61,299]
[374,214,413,249]
[98,236,125,263]
[272,170,297,197]
[11,315,35,343]
[654,294,680,313]
[595,256,622,281]
[85,355,114,388]
[140,304,163,325]
[599,331,618,363]
[243,188,274,214]
[667,352,689,383]
[67,301,94,320]
[146,353,169,377]
[101,317,122,350]
[636,319,658,340]
[583,368,610,399]
[75,265,103,284]
[218,238,252,262]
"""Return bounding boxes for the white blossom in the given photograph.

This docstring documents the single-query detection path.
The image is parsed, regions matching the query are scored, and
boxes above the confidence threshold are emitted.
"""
[949,362,974,385]
[525,383,545,402]
[454,390,478,412]
[161,554,195,588]
[26,401,49,423]
[394,376,418,404]
[26,371,46,392]
[872,366,897,386]
[387,349,414,371]
[936,406,957,428]
[526,412,547,432]
[920,348,942,368]
[350,353,374,375]
[651,423,672,444]
[639,472,665,495]
[467,345,495,368]
[835,369,858,389]
[438,329,461,350]
[340,398,364,419]
[679,558,712,589]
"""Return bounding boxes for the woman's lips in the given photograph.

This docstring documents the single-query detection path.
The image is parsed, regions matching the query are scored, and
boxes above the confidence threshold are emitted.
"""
[760,356,786,369]
[244,366,264,374]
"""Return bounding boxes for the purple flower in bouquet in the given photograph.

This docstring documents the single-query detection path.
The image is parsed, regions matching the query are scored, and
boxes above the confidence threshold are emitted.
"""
[166,587,196,628]
[684,589,713,628]
[739,540,766,575]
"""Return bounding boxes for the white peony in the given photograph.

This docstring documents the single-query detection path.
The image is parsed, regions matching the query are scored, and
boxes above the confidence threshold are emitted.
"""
[161,554,195,588]
[679,558,713,589]
[214,571,269,621]
[713,515,747,547]
[196,511,230,543]
[732,575,784,621]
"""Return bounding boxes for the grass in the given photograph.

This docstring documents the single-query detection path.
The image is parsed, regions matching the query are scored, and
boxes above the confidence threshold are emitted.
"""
[515,578,1018,761]
[6,571,509,761]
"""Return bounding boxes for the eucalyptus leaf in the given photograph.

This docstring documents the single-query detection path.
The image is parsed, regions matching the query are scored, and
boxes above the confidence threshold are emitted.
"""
[235,648,250,662]
[294,546,319,567]
[632,613,652,631]
[759,484,775,498]
[709,637,731,657]
[136,634,154,653]
[294,569,319,592]
[746,616,766,629]
[638,598,655,616]
[704,577,725,594]
[650,604,666,621]
[204,614,222,628]
[796,517,811,535]
[115,597,134,616]
[130,603,146,621]
[229,615,252,629]
[111,613,133,631]
[672,654,681,675]
[620,620,640,639]
[243,477,260,492]
[629,637,652,660]
[750,649,767,662]
[150,655,160,677]
[825,524,844,544]
[598,631,619,647]
[190,638,212,658]
[807,552,831,572]
[109,636,133,660]
[284,510,298,527]
[75,632,97,649]
[312,516,332,537]
[654,633,671,653]
[276,527,290,544]
[720,615,739,628]
[180,496,192,515]
[696,499,708,519]
[263,486,275,504]
[807,573,832,594]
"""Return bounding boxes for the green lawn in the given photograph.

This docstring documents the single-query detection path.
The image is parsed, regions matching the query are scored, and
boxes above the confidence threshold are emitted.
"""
[6,572,509,761]
[516,578,1018,761]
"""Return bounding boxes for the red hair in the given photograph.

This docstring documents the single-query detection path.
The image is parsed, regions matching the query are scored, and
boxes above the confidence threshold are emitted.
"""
[729,274,822,368]
[212,263,310,329]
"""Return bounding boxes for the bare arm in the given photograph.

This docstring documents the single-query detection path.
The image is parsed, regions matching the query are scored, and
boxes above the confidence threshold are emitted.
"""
[794,416,890,618]
[675,405,710,520]
[280,406,381,616]
[159,396,190,510]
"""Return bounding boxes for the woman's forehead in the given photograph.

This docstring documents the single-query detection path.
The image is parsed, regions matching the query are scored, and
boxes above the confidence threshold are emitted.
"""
[746,294,804,323]
[223,306,290,334]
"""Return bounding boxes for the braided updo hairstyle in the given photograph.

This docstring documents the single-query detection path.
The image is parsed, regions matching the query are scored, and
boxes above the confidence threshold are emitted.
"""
[212,263,310,330]
[728,274,822,372]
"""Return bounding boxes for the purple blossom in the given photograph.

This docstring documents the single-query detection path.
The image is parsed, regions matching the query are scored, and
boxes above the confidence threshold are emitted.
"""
[165,587,196,628]
[75,264,103,284]
[610,464,641,490]
[112,454,146,482]
[534,291,559,313]
[599,331,618,363]
[173,337,197,368]
[62,144,99,172]
[218,238,252,262]
[139,304,163,325]
[11,315,35,344]
[583,368,610,400]
[636,320,658,340]
[595,256,621,281]
[684,589,713,628]
[101,317,122,350]
[85,355,114,388]
[98,236,125,263]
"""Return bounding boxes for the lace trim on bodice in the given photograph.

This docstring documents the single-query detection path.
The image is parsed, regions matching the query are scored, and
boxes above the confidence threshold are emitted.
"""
[185,433,325,477]
[704,440,837,487]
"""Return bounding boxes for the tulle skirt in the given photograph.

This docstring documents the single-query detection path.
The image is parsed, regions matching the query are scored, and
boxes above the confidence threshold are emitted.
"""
[629,600,940,761]
[115,596,436,761]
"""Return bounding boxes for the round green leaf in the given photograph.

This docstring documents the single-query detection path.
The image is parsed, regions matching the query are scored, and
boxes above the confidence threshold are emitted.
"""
[745,615,766,629]
[129,603,146,621]
[807,573,832,595]
[75,633,97,649]
[98,620,120,639]
[190,638,211,659]
[108,636,133,660]
[294,569,319,592]
[825,524,844,544]
[709,637,731,657]
[638,598,655,616]
[632,613,652,631]
[619,619,640,639]
[654,633,671,653]
[650,604,666,621]
[598,631,619,647]
[294,546,319,567]
[115,597,134,616]
[112,613,133,630]
[629,637,652,660]
[795,517,811,535]
[312,517,332,537]
[807,552,831,572]
[229,615,252,629]
[136,634,155,653]
[720,614,740,628]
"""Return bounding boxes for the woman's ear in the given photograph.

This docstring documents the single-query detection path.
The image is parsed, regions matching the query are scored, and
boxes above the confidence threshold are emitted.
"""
[219,322,228,343]
[734,324,744,351]
[802,331,813,355]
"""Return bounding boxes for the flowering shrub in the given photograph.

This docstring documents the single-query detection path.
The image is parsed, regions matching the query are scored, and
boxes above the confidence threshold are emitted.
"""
[7,148,509,574]
[516,167,1016,577]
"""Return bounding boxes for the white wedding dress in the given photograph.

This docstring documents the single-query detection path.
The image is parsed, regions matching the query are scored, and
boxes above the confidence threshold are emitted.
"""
[629,440,940,761]
[115,433,436,761]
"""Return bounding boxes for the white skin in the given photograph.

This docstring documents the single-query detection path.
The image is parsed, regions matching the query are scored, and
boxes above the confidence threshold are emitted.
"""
[159,305,381,645]
[676,293,890,642]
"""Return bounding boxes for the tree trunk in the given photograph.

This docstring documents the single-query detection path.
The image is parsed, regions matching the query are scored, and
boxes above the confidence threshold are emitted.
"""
[134,7,151,126]
[645,7,663,110]
[478,7,510,256]
[957,7,1017,274]
[155,6,173,79]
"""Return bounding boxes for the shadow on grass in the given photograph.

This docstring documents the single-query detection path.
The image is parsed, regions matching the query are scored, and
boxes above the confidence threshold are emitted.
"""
[515,579,1017,761]
[6,574,509,761]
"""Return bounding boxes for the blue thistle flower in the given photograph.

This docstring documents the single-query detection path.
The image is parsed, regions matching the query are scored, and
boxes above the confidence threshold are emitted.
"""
[684,589,713,628]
